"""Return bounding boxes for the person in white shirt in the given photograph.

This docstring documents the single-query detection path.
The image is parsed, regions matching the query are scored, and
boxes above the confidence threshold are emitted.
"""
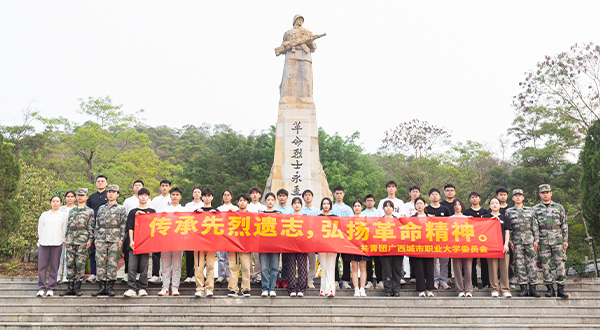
[332,185,353,290]
[216,189,239,284]
[301,189,320,289]
[377,180,408,217]
[362,194,382,289]
[58,190,76,283]
[37,196,68,297]
[148,179,172,283]
[122,180,144,283]
[158,187,185,296]
[183,186,203,283]
[404,185,421,284]
[246,187,266,284]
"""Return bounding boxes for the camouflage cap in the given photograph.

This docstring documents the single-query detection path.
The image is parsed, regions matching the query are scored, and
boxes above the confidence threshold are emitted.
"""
[538,184,552,193]
[76,188,88,195]
[512,189,524,196]
[107,184,120,192]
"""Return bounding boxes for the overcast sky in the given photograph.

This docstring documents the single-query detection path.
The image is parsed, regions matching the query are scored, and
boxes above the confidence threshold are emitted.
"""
[1,1,598,155]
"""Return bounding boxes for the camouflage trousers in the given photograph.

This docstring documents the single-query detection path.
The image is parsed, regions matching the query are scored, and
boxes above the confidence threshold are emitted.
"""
[513,243,538,285]
[539,243,566,285]
[96,241,121,281]
[66,244,88,282]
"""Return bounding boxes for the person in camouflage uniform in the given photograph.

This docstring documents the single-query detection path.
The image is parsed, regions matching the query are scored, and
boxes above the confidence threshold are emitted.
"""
[533,184,569,299]
[59,188,94,296]
[92,184,127,297]
[506,189,540,297]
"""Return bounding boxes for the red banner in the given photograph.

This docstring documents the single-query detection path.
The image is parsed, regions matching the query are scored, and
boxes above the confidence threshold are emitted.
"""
[134,212,504,258]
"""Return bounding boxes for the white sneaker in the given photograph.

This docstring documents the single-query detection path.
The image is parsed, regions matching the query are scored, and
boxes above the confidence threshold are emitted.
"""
[410,278,416,283]
[308,281,315,289]
[205,289,213,297]
[148,276,160,283]
[45,290,53,297]
[503,292,512,298]
[87,274,97,283]
[123,289,137,297]
[440,282,451,290]
[376,281,384,289]
[465,292,472,297]
[290,292,297,297]
[419,291,426,297]
[184,277,191,283]
[491,291,499,298]
[354,288,361,297]
[297,292,304,297]
[359,288,367,297]
[427,291,434,297]
[216,277,225,283]
[121,274,128,282]
[261,291,268,297]
[195,290,204,297]
[335,281,339,289]
[61,277,68,283]
[269,290,276,297]
[191,276,196,283]
[36,290,45,297]
[138,289,148,296]
[400,279,406,285]
[342,281,351,289]
[158,288,169,296]
[433,281,439,290]
[171,287,180,296]
[458,292,466,297]
[365,282,374,289]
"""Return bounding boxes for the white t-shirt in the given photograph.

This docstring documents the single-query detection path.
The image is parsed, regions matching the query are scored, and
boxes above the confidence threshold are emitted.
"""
[123,195,140,214]
[217,204,239,212]
[185,201,204,212]
[165,204,186,212]
[378,197,407,217]
[404,201,416,216]
[38,210,68,246]
[247,202,267,213]
[59,205,75,215]
[151,194,172,213]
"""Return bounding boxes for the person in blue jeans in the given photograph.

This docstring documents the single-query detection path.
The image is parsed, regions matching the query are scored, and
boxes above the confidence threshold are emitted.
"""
[259,193,281,297]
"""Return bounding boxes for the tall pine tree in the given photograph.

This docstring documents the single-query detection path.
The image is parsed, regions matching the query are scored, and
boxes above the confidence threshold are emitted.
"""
[0,135,21,246]
[581,119,600,241]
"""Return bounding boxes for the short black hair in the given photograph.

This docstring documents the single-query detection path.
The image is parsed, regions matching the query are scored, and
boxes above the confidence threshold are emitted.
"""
[133,180,144,186]
[276,189,288,197]
[201,188,214,197]
[249,187,262,194]
[64,190,76,198]
[237,193,250,202]
[170,187,183,194]
[138,188,151,196]
[443,184,455,190]
[320,197,333,211]
[333,185,344,192]
[364,194,375,201]
[95,174,108,181]
[408,185,420,192]
[160,179,172,186]
[382,200,395,209]
[222,189,233,197]
[469,191,481,198]
[452,198,466,213]
[291,197,303,205]
[302,189,313,198]
[496,186,509,195]
[192,186,202,193]
[428,188,441,196]
[385,180,397,188]
[265,192,276,201]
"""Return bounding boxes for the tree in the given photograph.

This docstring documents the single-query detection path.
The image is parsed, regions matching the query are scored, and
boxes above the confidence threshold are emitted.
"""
[512,42,600,151]
[0,135,21,249]
[580,119,600,241]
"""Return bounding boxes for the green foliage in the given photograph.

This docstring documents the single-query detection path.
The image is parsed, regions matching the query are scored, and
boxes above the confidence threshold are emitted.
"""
[580,119,600,242]
[0,135,21,248]
[5,161,59,259]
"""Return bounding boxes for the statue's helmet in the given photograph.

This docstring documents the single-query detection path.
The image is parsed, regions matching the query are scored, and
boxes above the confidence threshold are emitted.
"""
[293,14,304,25]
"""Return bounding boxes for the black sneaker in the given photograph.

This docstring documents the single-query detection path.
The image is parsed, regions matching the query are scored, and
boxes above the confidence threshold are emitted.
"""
[228,291,238,297]
[241,290,251,297]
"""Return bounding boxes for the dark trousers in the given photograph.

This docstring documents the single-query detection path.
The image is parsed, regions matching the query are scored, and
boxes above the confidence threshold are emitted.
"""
[409,257,416,279]
[38,245,62,291]
[286,253,308,294]
[365,257,383,282]
[448,257,452,278]
[375,257,382,282]
[152,252,161,277]
[185,251,194,278]
[472,258,490,287]
[381,256,403,294]
[334,253,351,282]
[89,243,96,275]
[414,257,435,292]
[280,253,288,281]
[128,250,149,291]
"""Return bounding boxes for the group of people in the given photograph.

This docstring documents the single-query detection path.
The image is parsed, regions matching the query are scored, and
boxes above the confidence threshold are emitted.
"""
[35,175,569,300]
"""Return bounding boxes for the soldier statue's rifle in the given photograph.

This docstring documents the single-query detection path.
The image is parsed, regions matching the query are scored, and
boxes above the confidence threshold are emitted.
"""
[275,33,326,56]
